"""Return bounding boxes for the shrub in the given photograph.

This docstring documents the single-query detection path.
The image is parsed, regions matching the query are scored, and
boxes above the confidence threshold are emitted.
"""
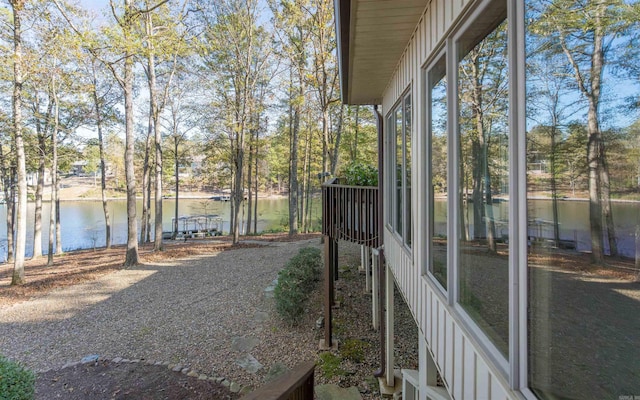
[341,162,378,187]
[340,339,369,363]
[0,355,35,400]
[274,247,322,325]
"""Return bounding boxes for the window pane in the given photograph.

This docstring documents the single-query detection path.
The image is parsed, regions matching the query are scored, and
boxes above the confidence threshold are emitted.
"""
[526,1,640,398]
[387,114,394,228]
[457,18,509,357]
[404,95,412,247]
[429,58,447,288]
[396,107,403,236]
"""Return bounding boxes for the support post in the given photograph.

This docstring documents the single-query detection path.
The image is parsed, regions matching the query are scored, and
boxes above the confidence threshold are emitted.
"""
[385,264,395,387]
[365,246,371,292]
[332,238,339,283]
[322,234,334,349]
[372,247,380,330]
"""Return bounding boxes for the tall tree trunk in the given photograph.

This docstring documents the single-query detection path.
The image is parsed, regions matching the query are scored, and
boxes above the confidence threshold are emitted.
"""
[141,113,152,244]
[253,135,258,234]
[11,0,27,285]
[123,0,139,266]
[330,105,343,175]
[47,91,60,266]
[33,131,46,258]
[289,75,300,236]
[550,125,560,248]
[0,144,14,263]
[153,96,163,251]
[91,70,111,249]
[173,136,179,239]
[246,130,254,234]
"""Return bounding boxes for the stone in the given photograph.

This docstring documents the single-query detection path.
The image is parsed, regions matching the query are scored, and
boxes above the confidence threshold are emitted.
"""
[181,368,190,374]
[264,362,289,383]
[121,359,130,363]
[171,365,182,372]
[316,317,324,329]
[131,359,141,363]
[230,382,241,393]
[216,377,225,383]
[264,279,279,298]
[315,384,363,400]
[198,374,208,380]
[112,357,123,363]
[187,371,199,378]
[232,336,261,352]
[222,380,231,387]
[81,355,99,364]
[253,311,269,323]
[239,386,253,395]
[235,354,263,374]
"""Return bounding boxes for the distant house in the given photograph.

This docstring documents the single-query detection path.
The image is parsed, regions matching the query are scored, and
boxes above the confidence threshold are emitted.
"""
[332,1,640,400]
[71,161,88,176]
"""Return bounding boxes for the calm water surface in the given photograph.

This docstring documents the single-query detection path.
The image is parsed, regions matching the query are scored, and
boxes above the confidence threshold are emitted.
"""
[0,197,321,261]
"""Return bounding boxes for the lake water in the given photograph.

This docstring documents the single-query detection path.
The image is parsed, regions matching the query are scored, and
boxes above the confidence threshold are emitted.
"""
[432,198,640,258]
[0,197,322,262]
[0,197,637,262]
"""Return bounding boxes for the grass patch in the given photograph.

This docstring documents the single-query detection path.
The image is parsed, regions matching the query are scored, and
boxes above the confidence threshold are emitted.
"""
[318,352,345,379]
[340,339,369,363]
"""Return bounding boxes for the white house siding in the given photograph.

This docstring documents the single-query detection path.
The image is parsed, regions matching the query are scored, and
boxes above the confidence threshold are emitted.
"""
[382,0,518,399]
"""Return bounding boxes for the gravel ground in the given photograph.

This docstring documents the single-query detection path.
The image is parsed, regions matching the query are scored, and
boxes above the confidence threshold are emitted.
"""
[0,238,419,397]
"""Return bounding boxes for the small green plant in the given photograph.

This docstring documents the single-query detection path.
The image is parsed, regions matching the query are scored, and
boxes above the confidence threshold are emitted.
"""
[340,339,369,363]
[0,355,35,400]
[341,162,378,187]
[274,247,322,324]
[318,352,345,379]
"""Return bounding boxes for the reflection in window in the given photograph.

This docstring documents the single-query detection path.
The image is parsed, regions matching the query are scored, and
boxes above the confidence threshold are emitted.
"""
[429,57,447,288]
[526,1,640,398]
[396,107,403,236]
[387,114,394,228]
[404,96,412,247]
[389,93,412,248]
[457,18,509,357]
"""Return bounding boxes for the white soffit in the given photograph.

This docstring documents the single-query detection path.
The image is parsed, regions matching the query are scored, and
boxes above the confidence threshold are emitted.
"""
[345,0,428,104]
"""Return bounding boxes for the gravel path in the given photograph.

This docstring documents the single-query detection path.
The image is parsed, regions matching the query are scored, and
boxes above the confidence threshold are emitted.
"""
[0,239,322,389]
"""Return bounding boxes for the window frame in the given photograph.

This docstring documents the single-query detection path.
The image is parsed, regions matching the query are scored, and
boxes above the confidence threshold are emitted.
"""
[385,88,413,251]
[424,49,449,295]
[450,0,514,380]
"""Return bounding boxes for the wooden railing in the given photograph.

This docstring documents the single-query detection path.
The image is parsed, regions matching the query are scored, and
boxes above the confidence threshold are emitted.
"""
[239,361,315,400]
[322,178,379,248]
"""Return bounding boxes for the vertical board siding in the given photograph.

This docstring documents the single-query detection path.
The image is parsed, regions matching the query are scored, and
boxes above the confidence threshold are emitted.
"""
[381,1,517,399]
[445,317,454,388]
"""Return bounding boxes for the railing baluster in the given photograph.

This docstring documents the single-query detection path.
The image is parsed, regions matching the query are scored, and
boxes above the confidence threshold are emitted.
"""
[321,179,378,248]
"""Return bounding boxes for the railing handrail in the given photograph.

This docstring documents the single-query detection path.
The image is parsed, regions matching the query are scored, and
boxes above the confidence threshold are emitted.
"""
[322,178,379,248]
[239,361,315,400]
[321,177,378,189]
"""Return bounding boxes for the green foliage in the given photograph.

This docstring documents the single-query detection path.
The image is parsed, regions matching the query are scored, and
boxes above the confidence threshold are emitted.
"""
[274,247,322,324]
[341,162,378,187]
[340,339,369,363]
[317,352,345,379]
[0,355,35,400]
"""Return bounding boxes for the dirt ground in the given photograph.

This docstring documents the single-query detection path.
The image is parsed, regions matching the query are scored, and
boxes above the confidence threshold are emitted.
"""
[0,234,420,400]
[36,359,238,400]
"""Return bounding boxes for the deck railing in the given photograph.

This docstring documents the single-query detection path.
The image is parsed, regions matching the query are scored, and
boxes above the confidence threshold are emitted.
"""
[239,361,315,400]
[322,178,379,248]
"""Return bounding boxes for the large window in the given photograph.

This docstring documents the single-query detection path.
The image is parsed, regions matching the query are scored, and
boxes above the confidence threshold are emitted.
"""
[457,15,509,357]
[388,92,412,249]
[525,1,640,398]
[427,56,448,289]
